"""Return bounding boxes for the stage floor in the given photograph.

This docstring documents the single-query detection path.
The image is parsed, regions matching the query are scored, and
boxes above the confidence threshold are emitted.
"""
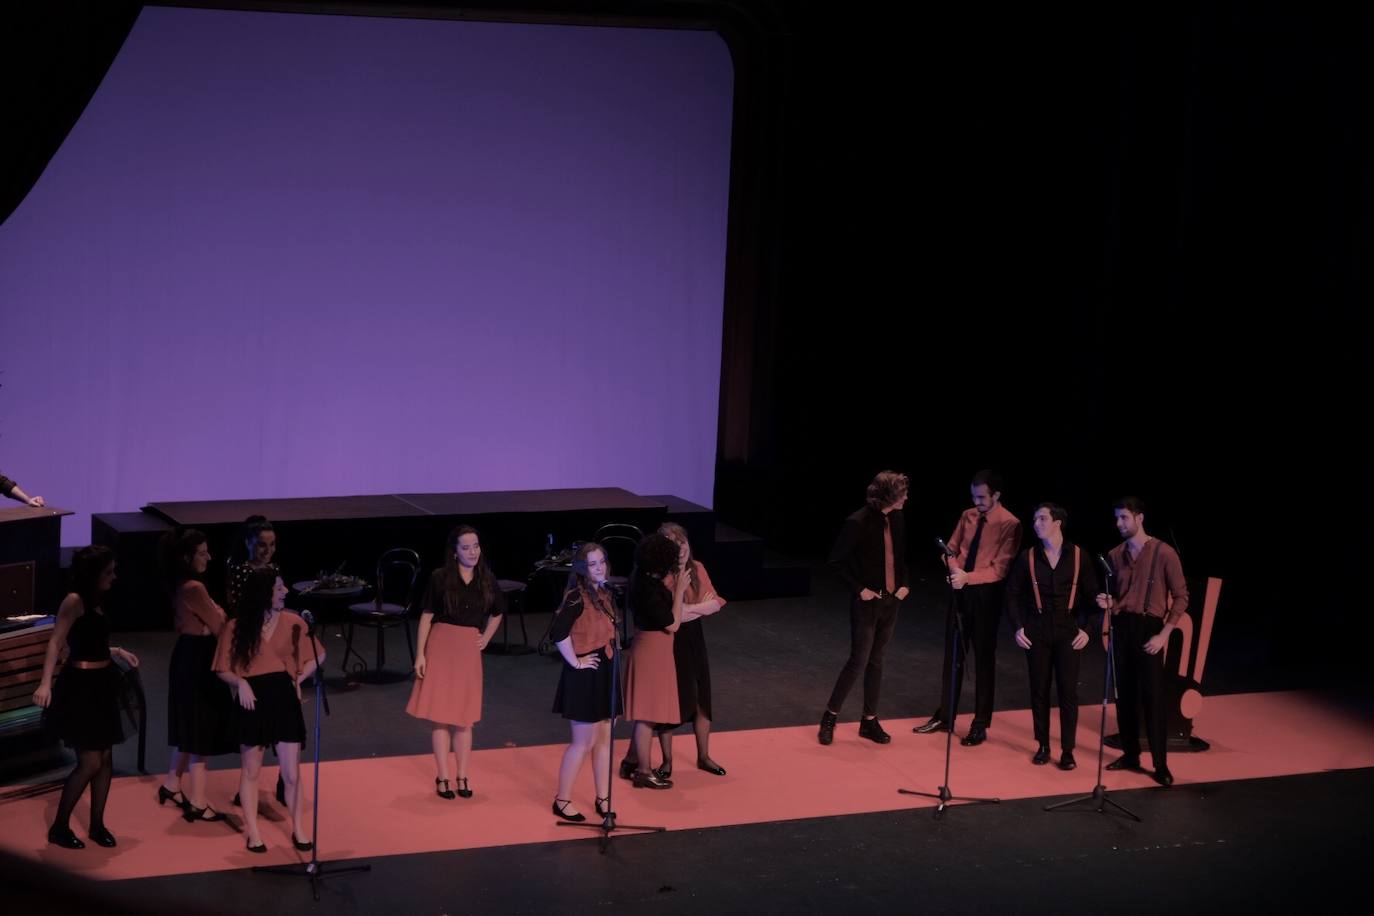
[2,571,1369,913]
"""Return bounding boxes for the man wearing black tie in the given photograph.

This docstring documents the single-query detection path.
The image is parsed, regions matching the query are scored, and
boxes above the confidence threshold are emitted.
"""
[818,471,910,746]
[914,469,1021,745]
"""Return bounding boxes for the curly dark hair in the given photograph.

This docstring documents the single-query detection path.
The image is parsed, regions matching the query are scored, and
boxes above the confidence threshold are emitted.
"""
[865,471,909,510]
[632,533,680,581]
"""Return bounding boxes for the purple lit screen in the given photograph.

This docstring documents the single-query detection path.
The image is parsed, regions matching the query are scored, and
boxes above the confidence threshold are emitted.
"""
[0,8,733,544]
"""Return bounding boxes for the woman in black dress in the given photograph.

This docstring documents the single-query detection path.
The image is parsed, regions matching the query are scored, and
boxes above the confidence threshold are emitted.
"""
[32,546,140,849]
[159,528,235,822]
[652,522,728,778]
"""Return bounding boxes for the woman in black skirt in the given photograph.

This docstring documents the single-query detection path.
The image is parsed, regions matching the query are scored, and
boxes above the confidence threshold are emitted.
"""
[159,529,235,821]
[214,567,323,853]
[548,543,620,821]
[652,522,728,778]
[32,546,140,849]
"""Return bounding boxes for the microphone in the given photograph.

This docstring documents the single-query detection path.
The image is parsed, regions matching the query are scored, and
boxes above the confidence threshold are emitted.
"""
[1094,554,1114,579]
[934,537,955,558]
[300,609,317,631]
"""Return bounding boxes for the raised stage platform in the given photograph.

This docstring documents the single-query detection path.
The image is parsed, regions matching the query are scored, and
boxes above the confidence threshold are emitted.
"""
[93,488,808,628]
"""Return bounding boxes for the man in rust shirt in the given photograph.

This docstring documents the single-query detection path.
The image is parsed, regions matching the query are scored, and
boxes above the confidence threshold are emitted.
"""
[1096,496,1188,787]
[914,469,1021,746]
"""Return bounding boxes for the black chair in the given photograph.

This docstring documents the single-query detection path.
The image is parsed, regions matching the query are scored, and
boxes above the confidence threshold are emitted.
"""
[593,523,643,597]
[344,548,420,681]
[487,579,534,655]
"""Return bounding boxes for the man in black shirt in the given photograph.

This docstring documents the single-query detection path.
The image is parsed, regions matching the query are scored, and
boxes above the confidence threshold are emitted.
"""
[1005,503,1099,770]
[819,471,910,746]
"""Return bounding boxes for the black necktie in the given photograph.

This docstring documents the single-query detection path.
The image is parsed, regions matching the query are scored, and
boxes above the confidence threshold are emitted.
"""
[963,514,986,573]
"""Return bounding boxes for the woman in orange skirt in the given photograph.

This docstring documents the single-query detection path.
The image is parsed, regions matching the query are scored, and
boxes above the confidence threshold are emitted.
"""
[652,522,728,777]
[621,532,687,789]
[407,525,505,800]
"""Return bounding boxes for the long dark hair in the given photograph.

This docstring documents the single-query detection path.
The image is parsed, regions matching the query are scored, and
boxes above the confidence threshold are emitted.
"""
[445,525,498,609]
[71,545,115,613]
[231,566,278,672]
[558,542,612,615]
[159,528,207,593]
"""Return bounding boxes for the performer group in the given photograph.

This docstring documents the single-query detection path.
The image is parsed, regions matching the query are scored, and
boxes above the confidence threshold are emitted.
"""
[25,467,1187,851]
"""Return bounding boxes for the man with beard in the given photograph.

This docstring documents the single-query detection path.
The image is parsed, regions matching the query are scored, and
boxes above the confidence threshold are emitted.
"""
[1096,496,1189,787]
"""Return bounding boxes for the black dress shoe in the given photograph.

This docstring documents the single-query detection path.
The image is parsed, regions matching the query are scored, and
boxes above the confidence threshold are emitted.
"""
[292,834,314,852]
[697,758,727,776]
[632,770,673,789]
[1105,755,1143,772]
[858,718,891,744]
[1032,744,1051,765]
[89,825,117,848]
[246,839,268,854]
[595,796,613,819]
[183,804,226,823]
[157,785,188,809]
[47,825,85,849]
[552,799,586,822]
[1152,767,1174,787]
[1058,750,1077,771]
[652,761,673,780]
[913,716,948,735]
[818,710,838,746]
[960,725,988,747]
[456,777,473,799]
[618,758,637,779]
[435,778,456,800]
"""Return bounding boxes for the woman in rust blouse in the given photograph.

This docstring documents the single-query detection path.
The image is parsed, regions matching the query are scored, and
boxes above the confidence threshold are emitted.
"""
[214,567,324,853]
[548,543,621,821]
[159,529,234,822]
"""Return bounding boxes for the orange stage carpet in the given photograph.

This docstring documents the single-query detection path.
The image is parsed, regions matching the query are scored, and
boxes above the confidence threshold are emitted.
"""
[2,689,1371,881]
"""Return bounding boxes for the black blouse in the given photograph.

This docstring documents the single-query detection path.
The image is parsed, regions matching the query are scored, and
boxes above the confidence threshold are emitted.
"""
[628,574,674,633]
[422,566,506,629]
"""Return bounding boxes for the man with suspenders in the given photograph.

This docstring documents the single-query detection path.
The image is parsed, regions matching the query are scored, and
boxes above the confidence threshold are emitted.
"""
[1096,496,1189,787]
[1006,503,1100,770]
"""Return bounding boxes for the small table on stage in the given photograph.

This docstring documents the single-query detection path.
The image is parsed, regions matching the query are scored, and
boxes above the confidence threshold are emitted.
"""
[291,580,370,685]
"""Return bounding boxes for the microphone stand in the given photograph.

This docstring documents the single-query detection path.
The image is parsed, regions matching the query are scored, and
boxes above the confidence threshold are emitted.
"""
[899,541,999,818]
[1044,558,1140,821]
[556,582,665,852]
[254,611,372,898]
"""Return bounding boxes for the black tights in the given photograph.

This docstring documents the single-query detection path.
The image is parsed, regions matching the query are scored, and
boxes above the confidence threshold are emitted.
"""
[53,747,113,831]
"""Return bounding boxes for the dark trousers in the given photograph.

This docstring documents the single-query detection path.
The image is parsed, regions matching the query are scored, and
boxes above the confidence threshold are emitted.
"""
[827,594,900,718]
[935,583,1002,728]
[1025,615,1082,751]
[1112,612,1168,771]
